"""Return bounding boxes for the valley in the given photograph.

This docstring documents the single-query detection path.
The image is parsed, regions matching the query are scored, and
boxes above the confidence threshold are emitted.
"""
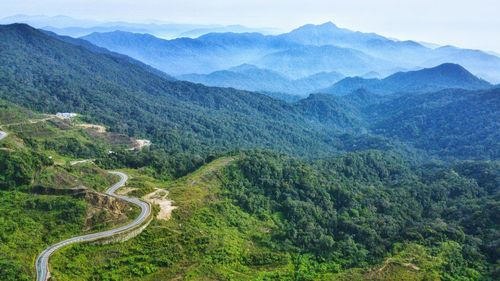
[0,7,499,281]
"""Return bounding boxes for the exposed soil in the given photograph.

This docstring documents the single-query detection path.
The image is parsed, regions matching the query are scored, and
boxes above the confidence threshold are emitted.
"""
[77,123,107,133]
[144,189,177,220]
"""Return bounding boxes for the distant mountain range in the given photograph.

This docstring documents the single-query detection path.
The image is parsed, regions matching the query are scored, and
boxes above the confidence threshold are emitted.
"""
[76,21,500,97]
[0,23,352,158]
[80,27,400,79]
[1,19,499,281]
[1,23,498,160]
[323,63,492,95]
[0,15,281,38]
[179,64,344,96]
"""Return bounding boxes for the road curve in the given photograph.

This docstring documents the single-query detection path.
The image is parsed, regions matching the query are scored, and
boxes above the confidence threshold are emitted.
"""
[0,130,7,141]
[35,171,151,281]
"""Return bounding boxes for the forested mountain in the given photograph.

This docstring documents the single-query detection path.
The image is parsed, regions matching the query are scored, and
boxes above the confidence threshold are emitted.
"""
[369,88,500,159]
[1,23,498,162]
[0,24,348,158]
[294,94,366,132]
[1,21,499,281]
[41,30,176,81]
[220,151,500,279]
[3,110,497,280]
[293,86,500,159]
[82,31,291,76]
[324,63,492,95]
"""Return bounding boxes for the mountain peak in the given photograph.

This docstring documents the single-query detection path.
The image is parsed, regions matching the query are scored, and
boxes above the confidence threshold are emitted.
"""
[0,23,46,39]
[324,63,491,95]
[318,21,338,28]
[432,63,467,73]
[388,63,481,82]
[293,21,340,32]
[1,23,35,31]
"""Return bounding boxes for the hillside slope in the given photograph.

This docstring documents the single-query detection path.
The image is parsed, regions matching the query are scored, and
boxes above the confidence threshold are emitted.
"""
[179,64,343,96]
[0,24,350,157]
[0,23,497,163]
[369,88,500,159]
[45,151,500,280]
[324,63,491,95]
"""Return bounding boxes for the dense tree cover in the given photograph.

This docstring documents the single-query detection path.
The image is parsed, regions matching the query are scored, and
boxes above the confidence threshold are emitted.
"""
[95,148,215,180]
[0,23,498,280]
[223,151,499,278]
[0,24,345,159]
[46,153,499,280]
[1,24,498,163]
[369,89,500,159]
[0,191,87,280]
[0,149,51,189]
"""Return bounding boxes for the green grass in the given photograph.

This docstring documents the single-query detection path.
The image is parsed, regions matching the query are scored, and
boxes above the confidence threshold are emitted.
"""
[0,101,143,280]
[0,191,87,281]
[48,155,497,281]
[0,100,45,126]
[36,163,117,192]
[48,157,303,281]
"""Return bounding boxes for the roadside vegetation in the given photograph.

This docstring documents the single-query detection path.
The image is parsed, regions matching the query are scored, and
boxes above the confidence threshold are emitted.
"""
[1,101,498,280]
[48,152,499,280]
[0,101,138,280]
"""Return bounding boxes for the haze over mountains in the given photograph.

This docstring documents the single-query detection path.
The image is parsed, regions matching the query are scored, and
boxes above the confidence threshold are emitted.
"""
[0,23,498,160]
[325,63,492,95]
[0,12,499,280]
[70,21,500,98]
[4,15,500,95]
[0,14,281,38]
[180,64,344,96]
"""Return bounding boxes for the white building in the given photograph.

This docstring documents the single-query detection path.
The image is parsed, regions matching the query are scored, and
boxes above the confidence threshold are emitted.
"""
[56,113,78,119]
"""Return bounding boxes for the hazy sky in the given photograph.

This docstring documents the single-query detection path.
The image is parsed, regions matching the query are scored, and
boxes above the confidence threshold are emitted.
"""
[1,0,499,53]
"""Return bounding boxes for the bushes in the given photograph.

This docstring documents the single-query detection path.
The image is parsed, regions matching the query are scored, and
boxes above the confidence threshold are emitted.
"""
[0,150,49,189]
[222,151,498,277]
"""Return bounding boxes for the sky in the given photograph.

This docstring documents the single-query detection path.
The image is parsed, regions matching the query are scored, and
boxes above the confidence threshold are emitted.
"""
[1,0,499,53]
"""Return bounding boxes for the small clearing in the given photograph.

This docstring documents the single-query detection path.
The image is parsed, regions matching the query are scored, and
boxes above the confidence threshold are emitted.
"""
[128,139,151,150]
[144,188,177,221]
[77,124,106,133]
[70,159,95,166]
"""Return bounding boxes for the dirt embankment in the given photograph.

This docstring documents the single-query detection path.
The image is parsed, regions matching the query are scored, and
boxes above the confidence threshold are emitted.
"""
[84,191,132,231]
[77,124,106,133]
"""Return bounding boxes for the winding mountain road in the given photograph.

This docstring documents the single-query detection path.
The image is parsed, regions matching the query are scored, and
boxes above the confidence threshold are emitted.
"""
[35,171,151,281]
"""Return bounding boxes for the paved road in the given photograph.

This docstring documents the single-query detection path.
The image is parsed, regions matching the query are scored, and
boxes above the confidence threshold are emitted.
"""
[0,131,7,141]
[35,171,151,281]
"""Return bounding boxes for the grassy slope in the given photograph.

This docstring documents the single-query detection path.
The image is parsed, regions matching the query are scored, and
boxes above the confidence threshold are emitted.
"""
[0,191,87,281]
[2,101,490,280]
[0,101,137,280]
[47,157,471,281]
[49,157,297,280]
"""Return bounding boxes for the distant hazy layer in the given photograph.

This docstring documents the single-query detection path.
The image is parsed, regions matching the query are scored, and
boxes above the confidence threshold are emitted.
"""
[80,22,500,91]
